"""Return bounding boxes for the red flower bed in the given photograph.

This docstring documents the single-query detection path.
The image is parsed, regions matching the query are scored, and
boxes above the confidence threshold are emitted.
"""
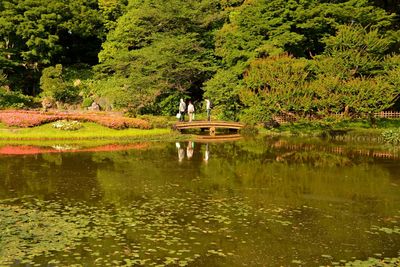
[0,110,151,129]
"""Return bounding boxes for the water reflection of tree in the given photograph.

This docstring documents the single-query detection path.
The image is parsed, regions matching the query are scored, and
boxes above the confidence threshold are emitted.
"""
[92,143,206,203]
[230,137,400,165]
[199,140,398,214]
[195,141,400,264]
[0,153,103,202]
[1,141,398,266]
[275,151,353,166]
[1,139,397,208]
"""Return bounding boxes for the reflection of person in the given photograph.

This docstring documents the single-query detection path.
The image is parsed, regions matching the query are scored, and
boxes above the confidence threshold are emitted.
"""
[178,99,186,122]
[178,148,185,162]
[187,101,195,122]
[204,144,210,162]
[176,143,185,162]
[187,141,194,159]
[205,99,211,121]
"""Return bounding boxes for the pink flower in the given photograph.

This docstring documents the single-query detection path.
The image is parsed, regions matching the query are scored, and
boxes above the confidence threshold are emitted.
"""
[0,110,151,129]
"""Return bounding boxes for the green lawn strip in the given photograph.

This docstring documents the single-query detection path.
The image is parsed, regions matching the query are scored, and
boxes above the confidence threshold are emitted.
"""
[0,122,186,141]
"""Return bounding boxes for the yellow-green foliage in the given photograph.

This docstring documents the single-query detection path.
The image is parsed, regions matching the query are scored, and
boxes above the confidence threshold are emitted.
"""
[0,122,173,140]
[240,49,400,123]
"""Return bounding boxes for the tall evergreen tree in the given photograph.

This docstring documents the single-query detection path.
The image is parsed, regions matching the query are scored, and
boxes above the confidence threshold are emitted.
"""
[0,0,107,95]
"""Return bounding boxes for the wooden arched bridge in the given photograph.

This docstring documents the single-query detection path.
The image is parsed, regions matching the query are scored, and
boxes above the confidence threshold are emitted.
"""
[174,121,245,135]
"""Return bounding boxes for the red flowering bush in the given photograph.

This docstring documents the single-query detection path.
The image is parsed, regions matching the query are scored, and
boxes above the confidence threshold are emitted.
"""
[0,110,151,129]
[0,111,60,127]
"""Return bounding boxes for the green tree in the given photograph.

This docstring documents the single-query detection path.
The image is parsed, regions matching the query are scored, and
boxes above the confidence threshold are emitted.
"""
[98,0,128,31]
[240,54,314,123]
[341,77,399,114]
[0,0,105,95]
[213,0,395,64]
[203,68,244,120]
[312,24,400,115]
[321,24,394,77]
[206,0,398,121]
[96,0,224,114]
[239,23,400,121]
[40,64,79,103]
[204,0,396,120]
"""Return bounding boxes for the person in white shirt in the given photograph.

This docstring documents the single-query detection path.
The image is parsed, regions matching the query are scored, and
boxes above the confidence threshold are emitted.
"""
[178,98,186,121]
[205,98,211,121]
[187,101,195,122]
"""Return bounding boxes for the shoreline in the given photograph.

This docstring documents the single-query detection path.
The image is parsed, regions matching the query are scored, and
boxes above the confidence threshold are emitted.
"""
[1,117,399,145]
[0,122,187,141]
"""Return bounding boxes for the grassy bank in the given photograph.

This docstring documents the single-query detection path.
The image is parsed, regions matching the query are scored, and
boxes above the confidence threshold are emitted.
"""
[257,118,400,145]
[0,122,186,142]
[1,117,399,144]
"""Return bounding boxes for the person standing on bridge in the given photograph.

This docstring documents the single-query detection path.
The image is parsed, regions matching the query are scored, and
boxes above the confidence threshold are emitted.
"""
[205,98,211,121]
[178,98,186,122]
[187,100,195,122]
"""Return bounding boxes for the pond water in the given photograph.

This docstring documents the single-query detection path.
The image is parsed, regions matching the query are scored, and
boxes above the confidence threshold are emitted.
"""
[0,137,399,266]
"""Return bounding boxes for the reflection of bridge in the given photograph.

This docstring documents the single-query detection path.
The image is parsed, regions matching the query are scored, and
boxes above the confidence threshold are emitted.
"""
[195,134,242,142]
[174,121,244,135]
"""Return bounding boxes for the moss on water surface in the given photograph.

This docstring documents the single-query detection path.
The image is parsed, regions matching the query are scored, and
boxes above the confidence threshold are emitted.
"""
[1,139,399,266]
[0,194,296,266]
[1,194,399,266]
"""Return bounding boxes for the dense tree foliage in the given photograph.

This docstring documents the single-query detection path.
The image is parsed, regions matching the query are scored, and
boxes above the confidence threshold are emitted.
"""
[205,0,399,120]
[94,0,226,114]
[0,0,399,122]
[0,0,125,94]
[240,25,400,122]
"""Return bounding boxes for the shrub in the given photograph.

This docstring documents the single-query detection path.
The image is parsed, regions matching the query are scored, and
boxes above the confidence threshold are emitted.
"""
[0,89,33,109]
[0,110,151,129]
[240,125,259,136]
[82,98,93,108]
[137,115,173,128]
[0,111,58,127]
[52,120,83,131]
[382,129,400,145]
[263,119,280,129]
[40,64,80,104]
[153,92,191,116]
